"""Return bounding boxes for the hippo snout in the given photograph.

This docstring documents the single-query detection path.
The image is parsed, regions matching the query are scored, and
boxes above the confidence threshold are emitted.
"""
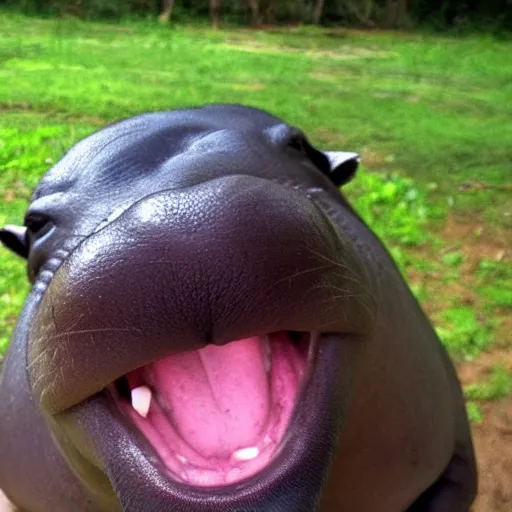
[29,174,373,415]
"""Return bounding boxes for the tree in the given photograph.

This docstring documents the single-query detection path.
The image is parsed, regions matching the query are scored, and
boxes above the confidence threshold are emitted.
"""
[247,0,261,26]
[210,0,221,28]
[383,0,411,28]
[158,0,176,23]
[338,0,377,27]
[313,0,325,24]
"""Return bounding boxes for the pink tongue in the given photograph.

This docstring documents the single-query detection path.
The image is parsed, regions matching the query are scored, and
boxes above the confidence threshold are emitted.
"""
[151,337,270,458]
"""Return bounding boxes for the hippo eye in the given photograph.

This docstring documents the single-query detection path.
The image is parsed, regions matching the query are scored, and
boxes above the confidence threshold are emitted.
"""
[24,213,52,238]
[287,135,332,177]
[287,135,307,154]
[24,213,55,281]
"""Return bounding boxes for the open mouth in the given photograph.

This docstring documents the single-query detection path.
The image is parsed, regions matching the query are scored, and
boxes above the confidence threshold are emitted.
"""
[110,331,317,487]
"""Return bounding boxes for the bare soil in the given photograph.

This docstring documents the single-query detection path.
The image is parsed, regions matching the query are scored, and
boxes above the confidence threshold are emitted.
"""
[403,214,511,511]
[457,345,512,512]
[469,397,512,512]
[442,217,511,511]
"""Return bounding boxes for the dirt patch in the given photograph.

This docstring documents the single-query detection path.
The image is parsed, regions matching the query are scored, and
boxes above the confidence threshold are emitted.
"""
[470,398,512,512]
[230,83,265,91]
[410,214,512,510]
[458,350,512,386]
[0,103,105,127]
[441,215,510,266]
[442,216,511,511]
[313,127,346,147]
[406,214,511,348]
[457,350,511,512]
[223,41,397,60]
[455,339,512,512]
[310,71,356,83]
[360,148,388,168]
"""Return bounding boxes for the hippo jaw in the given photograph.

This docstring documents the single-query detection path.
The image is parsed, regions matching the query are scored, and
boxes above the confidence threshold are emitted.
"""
[62,330,356,511]
[111,331,317,488]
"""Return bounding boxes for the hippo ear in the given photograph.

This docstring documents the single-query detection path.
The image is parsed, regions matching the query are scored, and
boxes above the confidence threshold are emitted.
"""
[0,225,29,259]
[322,151,360,187]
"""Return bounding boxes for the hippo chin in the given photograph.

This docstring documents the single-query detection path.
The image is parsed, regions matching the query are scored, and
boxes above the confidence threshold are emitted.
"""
[0,105,476,512]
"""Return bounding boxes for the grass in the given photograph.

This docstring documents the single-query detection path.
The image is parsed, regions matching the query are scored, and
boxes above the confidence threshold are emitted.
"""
[1,15,510,226]
[465,366,512,423]
[465,366,512,401]
[0,118,98,351]
[0,12,510,401]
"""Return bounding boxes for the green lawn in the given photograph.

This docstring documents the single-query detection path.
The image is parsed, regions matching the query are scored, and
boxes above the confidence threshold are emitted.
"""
[0,12,511,406]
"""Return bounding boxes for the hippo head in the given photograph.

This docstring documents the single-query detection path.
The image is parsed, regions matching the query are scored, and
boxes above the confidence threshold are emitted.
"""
[0,105,376,511]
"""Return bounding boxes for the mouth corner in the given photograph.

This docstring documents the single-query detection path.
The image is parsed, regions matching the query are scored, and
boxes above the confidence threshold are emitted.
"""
[109,331,319,489]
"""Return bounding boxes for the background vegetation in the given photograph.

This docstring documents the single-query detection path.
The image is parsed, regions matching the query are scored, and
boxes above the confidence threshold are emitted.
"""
[2,0,512,31]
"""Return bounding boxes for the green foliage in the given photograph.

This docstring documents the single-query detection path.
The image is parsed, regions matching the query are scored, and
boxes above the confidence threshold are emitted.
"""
[3,0,159,19]
[349,172,433,246]
[465,401,483,424]
[479,285,512,309]
[464,366,512,400]
[476,259,512,309]
[2,126,68,190]
[0,256,27,354]
[464,366,512,423]
[416,0,512,32]
[442,251,464,268]
[435,306,496,359]
[0,122,95,201]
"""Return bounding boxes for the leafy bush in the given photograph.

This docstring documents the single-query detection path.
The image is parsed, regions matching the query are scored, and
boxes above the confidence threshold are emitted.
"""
[476,259,512,309]
[466,401,483,424]
[349,171,433,247]
[464,366,512,400]
[3,0,159,19]
[435,306,496,359]
[2,0,511,29]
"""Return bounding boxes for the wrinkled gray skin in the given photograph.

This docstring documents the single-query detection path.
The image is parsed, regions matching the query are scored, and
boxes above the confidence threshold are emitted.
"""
[0,105,476,512]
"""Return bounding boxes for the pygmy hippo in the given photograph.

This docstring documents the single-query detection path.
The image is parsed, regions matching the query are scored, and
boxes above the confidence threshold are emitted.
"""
[0,105,477,511]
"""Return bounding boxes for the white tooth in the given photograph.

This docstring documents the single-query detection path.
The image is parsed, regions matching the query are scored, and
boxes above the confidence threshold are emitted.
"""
[231,446,260,462]
[131,385,152,418]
